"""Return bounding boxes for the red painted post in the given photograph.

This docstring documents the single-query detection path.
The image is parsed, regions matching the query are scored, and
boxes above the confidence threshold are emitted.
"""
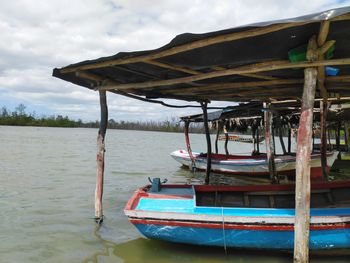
[184,120,196,170]
[320,100,328,180]
[95,90,108,224]
[293,35,318,262]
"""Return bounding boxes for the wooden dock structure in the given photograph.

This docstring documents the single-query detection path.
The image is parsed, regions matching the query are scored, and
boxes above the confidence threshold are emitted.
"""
[53,7,350,262]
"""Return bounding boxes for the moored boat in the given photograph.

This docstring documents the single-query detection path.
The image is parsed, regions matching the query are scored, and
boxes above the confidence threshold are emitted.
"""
[124,181,350,250]
[171,150,338,179]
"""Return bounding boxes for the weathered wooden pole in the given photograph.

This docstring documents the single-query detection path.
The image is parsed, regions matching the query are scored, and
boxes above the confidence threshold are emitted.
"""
[293,35,318,263]
[336,119,342,160]
[215,121,221,154]
[320,100,329,180]
[327,128,332,147]
[201,102,212,184]
[272,126,276,155]
[95,90,108,224]
[345,121,350,152]
[184,120,196,170]
[256,127,260,154]
[277,117,287,155]
[288,124,292,154]
[252,127,257,153]
[312,127,315,152]
[224,120,229,155]
[336,119,341,149]
[264,102,278,183]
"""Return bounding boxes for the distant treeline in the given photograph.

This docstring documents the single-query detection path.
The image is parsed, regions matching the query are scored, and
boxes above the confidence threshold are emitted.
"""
[0,104,204,133]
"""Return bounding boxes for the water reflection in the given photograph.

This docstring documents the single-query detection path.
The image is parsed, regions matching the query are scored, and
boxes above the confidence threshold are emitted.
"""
[83,228,350,263]
[84,226,292,263]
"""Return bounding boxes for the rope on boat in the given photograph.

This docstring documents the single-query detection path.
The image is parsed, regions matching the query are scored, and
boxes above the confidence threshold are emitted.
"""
[221,207,227,254]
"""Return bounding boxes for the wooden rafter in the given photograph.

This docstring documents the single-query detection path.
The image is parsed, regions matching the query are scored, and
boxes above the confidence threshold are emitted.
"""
[211,65,278,80]
[150,75,350,95]
[158,79,303,94]
[97,58,350,91]
[317,21,331,99]
[197,87,301,98]
[145,60,200,75]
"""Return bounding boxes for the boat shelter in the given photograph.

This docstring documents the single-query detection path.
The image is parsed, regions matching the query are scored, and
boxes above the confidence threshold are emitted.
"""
[53,7,350,262]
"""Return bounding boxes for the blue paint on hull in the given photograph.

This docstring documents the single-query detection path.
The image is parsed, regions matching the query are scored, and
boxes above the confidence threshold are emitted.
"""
[136,197,350,217]
[134,224,350,250]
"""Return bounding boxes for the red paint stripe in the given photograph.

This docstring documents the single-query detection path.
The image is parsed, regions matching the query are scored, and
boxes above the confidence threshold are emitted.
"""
[130,218,350,231]
[147,194,193,199]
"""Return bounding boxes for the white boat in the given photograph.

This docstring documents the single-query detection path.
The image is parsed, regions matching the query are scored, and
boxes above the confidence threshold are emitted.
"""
[171,150,338,179]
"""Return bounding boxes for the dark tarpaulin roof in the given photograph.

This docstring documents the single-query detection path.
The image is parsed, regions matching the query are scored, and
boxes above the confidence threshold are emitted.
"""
[53,6,350,103]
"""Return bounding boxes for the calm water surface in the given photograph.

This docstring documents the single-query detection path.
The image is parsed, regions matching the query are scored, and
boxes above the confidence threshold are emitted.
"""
[0,126,349,263]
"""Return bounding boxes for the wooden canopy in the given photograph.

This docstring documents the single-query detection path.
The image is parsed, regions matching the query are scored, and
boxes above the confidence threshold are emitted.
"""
[180,101,350,124]
[53,7,350,103]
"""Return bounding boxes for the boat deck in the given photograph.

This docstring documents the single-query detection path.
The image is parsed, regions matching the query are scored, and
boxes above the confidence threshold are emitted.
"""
[133,182,350,216]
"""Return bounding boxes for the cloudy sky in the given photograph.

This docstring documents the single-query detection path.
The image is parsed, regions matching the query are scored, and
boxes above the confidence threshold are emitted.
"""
[1,0,349,121]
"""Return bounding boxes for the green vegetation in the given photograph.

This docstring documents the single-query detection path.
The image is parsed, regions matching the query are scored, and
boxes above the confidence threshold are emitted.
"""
[0,104,204,133]
[0,104,81,127]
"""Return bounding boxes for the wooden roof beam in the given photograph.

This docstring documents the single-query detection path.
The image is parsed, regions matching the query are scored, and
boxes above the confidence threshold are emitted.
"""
[197,87,301,98]
[145,60,200,75]
[212,66,278,80]
[97,58,350,91]
[158,79,302,94]
[154,75,350,96]
[317,21,331,100]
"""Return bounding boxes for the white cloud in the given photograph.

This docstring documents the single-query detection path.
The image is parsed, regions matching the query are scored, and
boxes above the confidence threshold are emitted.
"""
[0,0,349,121]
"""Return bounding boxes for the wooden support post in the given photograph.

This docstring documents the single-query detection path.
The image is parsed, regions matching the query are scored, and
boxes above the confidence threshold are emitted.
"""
[95,90,108,224]
[327,128,332,147]
[272,127,276,155]
[320,100,329,180]
[293,35,318,263]
[252,127,257,154]
[256,127,260,154]
[336,119,342,160]
[215,121,221,154]
[264,102,278,183]
[279,128,287,155]
[345,121,350,152]
[224,121,229,156]
[201,102,212,185]
[288,125,292,154]
[277,117,287,155]
[312,127,315,152]
[336,119,341,150]
[184,121,196,170]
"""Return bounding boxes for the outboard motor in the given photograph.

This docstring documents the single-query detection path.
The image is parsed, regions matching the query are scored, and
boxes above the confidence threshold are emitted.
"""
[148,177,168,192]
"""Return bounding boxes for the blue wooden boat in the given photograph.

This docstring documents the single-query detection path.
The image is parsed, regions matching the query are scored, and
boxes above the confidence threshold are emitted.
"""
[125,181,350,250]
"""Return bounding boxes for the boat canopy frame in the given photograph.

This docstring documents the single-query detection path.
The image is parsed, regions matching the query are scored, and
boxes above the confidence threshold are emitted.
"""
[52,6,350,263]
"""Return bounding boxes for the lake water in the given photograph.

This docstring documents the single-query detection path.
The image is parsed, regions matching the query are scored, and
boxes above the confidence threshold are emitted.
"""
[0,126,349,263]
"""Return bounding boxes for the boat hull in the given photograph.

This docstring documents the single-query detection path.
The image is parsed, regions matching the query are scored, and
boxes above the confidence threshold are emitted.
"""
[125,182,350,251]
[132,221,350,250]
[170,150,338,179]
